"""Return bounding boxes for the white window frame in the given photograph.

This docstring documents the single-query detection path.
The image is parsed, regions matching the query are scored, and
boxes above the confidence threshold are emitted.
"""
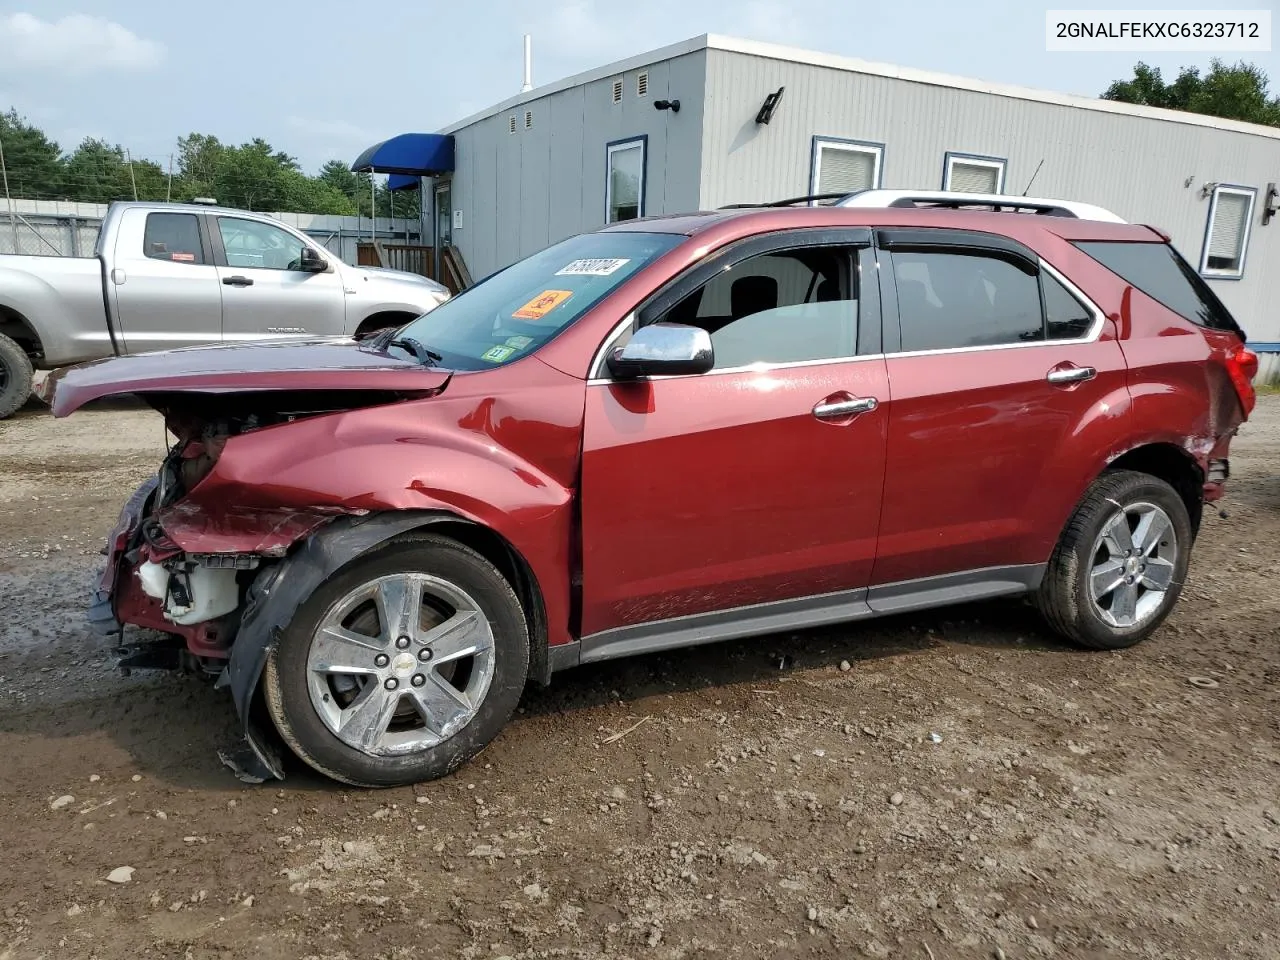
[1200,184,1257,279]
[942,152,1007,193]
[809,138,884,204]
[605,136,647,224]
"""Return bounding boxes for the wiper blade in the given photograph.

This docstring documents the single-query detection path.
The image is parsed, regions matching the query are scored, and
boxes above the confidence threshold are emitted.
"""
[387,336,443,366]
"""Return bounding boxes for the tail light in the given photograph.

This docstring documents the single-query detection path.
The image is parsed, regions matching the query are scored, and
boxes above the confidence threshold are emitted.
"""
[1225,345,1259,417]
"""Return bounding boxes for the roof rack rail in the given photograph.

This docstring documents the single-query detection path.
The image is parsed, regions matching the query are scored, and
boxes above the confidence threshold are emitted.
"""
[719,192,850,209]
[836,189,1127,223]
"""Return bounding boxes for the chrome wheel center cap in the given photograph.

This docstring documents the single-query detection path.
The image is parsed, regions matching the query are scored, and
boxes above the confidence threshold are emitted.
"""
[391,652,417,678]
[1125,556,1141,576]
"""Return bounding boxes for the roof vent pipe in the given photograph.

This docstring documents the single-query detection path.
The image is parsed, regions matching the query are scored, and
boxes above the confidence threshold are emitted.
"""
[521,35,533,92]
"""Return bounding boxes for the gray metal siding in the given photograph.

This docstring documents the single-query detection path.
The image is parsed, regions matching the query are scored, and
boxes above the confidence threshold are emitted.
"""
[445,51,706,280]
[699,49,1280,341]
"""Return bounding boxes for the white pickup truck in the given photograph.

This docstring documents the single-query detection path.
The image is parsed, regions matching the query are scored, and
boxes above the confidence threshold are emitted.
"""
[0,201,450,418]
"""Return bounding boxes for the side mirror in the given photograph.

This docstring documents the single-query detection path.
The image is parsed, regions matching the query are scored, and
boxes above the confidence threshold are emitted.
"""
[606,322,714,380]
[299,247,328,272]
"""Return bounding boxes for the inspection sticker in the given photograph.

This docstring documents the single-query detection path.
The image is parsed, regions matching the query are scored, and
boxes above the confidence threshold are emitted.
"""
[555,258,630,277]
[513,289,573,320]
[480,344,516,363]
[505,335,534,348]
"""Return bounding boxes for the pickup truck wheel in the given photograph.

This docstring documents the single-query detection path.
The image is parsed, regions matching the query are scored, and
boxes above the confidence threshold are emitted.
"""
[262,534,529,787]
[0,332,34,420]
[1037,470,1191,650]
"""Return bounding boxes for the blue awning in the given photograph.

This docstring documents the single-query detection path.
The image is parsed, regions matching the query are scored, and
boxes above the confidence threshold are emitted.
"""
[387,173,421,192]
[351,133,454,176]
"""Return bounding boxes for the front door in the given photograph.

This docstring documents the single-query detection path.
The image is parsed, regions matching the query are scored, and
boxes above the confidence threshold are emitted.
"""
[580,234,889,645]
[871,230,1129,589]
[433,181,452,279]
[211,215,347,341]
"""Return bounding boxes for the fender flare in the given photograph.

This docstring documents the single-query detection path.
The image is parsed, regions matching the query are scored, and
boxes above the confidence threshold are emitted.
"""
[216,510,469,781]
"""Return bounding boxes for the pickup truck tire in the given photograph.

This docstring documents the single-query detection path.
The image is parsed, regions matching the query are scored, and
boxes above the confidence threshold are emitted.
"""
[1037,469,1192,650]
[262,534,529,787]
[0,332,34,420]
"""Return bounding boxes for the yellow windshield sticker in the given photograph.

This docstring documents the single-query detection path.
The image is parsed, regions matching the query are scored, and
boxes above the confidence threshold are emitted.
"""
[513,289,572,320]
[480,344,516,363]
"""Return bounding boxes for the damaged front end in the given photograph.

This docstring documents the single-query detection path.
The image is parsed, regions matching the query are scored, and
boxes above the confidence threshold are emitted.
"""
[94,402,350,654]
[90,391,435,782]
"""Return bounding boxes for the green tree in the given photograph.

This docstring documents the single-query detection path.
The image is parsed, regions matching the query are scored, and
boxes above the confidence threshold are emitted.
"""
[1103,59,1280,126]
[173,132,225,200]
[63,138,168,202]
[0,109,63,198]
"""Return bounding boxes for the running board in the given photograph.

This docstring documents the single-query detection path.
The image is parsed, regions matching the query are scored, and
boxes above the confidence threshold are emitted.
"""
[550,564,1046,672]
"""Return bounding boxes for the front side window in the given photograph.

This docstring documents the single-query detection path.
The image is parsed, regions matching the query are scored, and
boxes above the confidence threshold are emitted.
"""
[810,138,883,201]
[650,247,858,369]
[395,230,683,370]
[892,251,1042,352]
[217,217,307,270]
[143,213,205,264]
[1201,185,1256,278]
[943,153,1006,194]
[606,138,646,223]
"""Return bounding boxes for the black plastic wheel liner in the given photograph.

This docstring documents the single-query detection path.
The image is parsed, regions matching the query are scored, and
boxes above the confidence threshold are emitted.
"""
[216,510,462,782]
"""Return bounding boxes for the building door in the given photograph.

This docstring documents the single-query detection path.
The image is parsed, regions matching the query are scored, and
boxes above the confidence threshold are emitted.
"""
[434,181,452,278]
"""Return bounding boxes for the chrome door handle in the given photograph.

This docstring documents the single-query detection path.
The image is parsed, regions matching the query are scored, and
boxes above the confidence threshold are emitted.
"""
[1047,366,1096,384]
[813,397,878,419]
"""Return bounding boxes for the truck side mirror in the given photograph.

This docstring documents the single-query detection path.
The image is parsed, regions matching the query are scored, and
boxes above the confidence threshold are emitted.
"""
[299,248,328,273]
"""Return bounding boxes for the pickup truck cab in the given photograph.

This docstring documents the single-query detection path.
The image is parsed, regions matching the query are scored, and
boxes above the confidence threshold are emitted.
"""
[45,190,1257,787]
[0,200,450,418]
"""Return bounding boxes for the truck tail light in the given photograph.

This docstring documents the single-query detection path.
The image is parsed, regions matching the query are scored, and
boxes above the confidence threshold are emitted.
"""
[1225,345,1258,417]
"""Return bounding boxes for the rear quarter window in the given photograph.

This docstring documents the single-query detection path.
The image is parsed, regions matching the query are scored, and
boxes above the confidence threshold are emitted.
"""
[1072,240,1243,336]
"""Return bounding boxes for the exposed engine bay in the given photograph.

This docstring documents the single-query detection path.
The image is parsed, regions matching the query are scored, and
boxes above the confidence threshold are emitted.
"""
[96,390,416,675]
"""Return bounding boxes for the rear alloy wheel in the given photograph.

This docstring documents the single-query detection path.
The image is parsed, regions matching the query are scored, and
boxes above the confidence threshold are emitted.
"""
[1037,470,1192,650]
[263,535,529,786]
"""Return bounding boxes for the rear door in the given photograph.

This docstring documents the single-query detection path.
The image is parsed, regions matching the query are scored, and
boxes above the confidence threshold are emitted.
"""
[579,229,890,648]
[871,227,1129,596]
[211,215,347,342]
[109,208,223,354]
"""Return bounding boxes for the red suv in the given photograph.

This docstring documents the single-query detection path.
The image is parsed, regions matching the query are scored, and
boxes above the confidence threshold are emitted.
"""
[46,195,1258,787]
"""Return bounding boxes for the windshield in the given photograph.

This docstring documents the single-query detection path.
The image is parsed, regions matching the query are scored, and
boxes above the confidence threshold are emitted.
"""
[393,231,684,370]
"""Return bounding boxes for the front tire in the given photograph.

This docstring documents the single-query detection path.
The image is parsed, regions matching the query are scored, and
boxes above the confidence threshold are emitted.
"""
[0,333,34,420]
[1037,470,1192,650]
[263,534,529,787]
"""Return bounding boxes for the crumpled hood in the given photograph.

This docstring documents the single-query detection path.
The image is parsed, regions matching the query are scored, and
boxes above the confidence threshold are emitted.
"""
[41,336,453,417]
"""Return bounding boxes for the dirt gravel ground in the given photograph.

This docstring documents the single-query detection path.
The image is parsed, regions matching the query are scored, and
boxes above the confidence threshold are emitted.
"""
[2,394,1279,960]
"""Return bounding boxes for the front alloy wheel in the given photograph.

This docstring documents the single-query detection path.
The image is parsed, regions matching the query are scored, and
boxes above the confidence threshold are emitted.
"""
[306,574,496,757]
[264,535,529,786]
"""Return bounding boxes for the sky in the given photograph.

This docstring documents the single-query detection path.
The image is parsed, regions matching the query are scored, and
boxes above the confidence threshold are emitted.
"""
[0,0,1276,174]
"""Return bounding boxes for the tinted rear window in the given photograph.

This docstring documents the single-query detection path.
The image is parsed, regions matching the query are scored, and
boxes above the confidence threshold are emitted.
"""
[1073,240,1242,335]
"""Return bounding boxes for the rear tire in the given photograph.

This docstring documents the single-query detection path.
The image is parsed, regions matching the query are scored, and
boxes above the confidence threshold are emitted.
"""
[1037,470,1192,650]
[0,333,34,420]
[262,534,529,787]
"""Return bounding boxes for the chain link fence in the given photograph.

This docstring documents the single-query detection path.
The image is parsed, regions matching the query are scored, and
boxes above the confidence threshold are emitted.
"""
[0,215,100,257]
[0,212,418,264]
